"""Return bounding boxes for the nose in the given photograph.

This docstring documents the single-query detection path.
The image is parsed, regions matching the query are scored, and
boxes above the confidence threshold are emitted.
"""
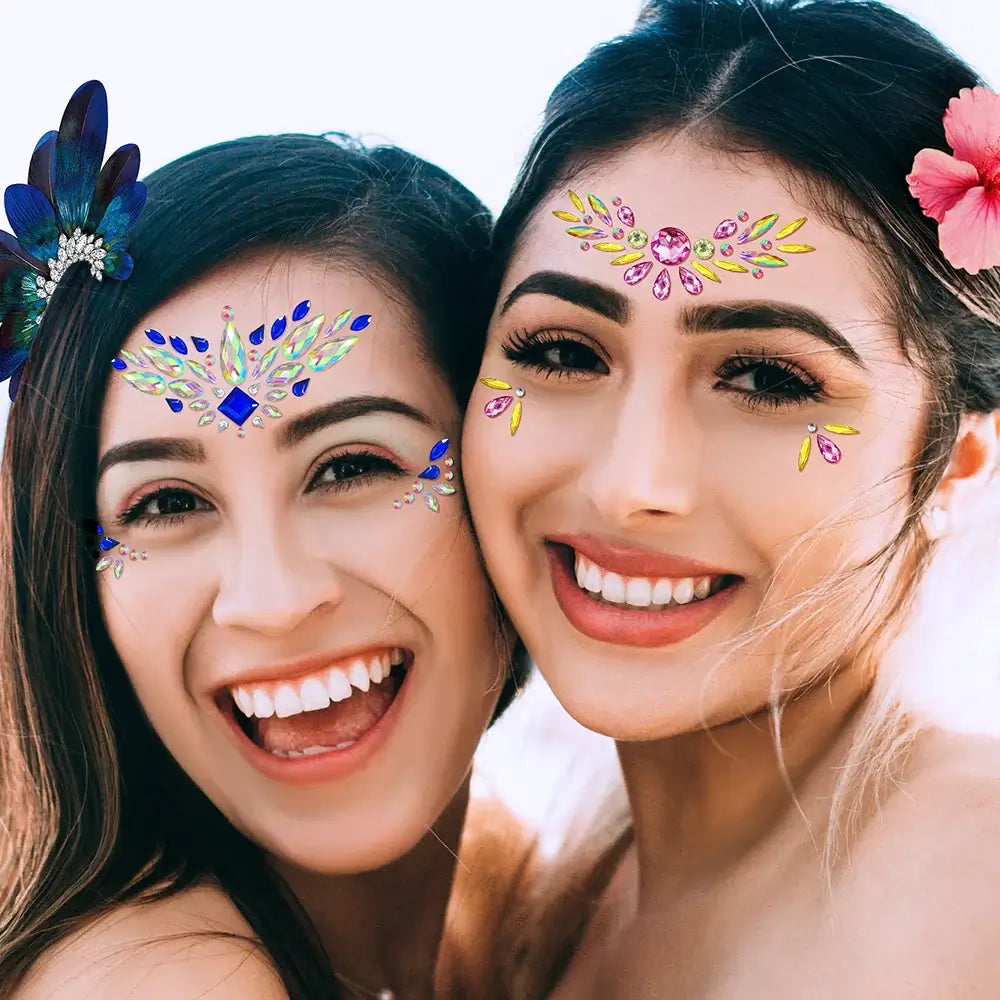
[212,517,346,636]
[578,375,701,526]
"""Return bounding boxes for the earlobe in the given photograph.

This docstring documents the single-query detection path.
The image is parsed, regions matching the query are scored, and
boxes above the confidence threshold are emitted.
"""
[928,410,1000,527]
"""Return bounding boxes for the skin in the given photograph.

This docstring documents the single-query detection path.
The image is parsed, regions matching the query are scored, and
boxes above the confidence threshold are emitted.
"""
[25,255,505,1000]
[463,136,1000,998]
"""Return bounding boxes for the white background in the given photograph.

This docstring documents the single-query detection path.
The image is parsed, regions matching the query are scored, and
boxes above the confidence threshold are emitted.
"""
[2,0,998,831]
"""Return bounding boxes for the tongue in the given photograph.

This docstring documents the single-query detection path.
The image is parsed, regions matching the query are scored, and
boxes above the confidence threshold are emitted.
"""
[254,681,398,754]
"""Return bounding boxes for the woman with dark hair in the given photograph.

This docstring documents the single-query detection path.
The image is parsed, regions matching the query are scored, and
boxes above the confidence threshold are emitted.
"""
[0,82,527,1000]
[462,1,1000,995]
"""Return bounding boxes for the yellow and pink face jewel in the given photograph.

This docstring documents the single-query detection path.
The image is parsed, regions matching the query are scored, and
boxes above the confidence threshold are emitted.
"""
[554,191,816,298]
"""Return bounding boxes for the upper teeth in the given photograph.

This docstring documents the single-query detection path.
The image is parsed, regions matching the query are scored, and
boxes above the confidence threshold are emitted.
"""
[574,553,716,608]
[231,648,405,720]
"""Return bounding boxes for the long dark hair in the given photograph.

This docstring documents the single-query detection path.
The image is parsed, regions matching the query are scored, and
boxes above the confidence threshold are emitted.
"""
[487,2,1000,993]
[0,133,525,998]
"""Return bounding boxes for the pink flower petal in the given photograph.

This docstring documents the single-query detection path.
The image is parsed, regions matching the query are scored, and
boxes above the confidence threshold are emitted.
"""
[907,148,980,222]
[943,87,1000,173]
[937,184,1000,274]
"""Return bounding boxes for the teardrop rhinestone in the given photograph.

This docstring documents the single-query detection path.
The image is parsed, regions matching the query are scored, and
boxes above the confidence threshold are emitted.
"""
[265,362,304,386]
[266,389,288,401]
[251,415,264,427]
[263,405,282,419]
[652,268,671,300]
[485,395,513,417]
[282,314,325,360]
[307,337,358,372]
[651,227,692,265]
[221,315,247,385]
[678,266,704,296]
[217,420,230,432]
[429,438,449,461]
[330,308,352,332]
[418,465,441,480]
[248,325,265,345]
[816,434,842,464]
[623,261,654,285]
[122,371,167,395]
[197,411,216,427]
[713,219,738,240]
[617,205,635,227]
[292,378,310,397]
[113,559,125,579]
[190,399,209,411]
[350,314,372,332]
[141,347,185,376]
[186,359,217,384]
[253,345,280,379]
[145,328,166,345]
[166,398,183,413]
[110,358,127,370]
[292,299,311,321]
[120,349,146,368]
[167,379,203,398]
[271,316,287,340]
[169,336,188,355]
[192,336,209,353]
[425,494,440,513]
[213,387,226,398]
[96,556,112,573]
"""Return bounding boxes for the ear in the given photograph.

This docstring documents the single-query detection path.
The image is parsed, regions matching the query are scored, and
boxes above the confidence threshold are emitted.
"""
[929,410,1000,525]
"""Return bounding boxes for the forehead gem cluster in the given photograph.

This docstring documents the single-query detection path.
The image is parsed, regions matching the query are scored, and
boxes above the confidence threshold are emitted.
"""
[554,190,816,298]
[391,438,457,512]
[111,299,373,434]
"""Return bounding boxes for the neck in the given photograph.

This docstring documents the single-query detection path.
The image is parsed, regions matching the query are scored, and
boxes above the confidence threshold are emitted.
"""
[273,778,470,1000]
[618,663,871,906]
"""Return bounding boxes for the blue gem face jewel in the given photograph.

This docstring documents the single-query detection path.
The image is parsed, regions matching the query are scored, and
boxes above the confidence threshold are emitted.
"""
[429,438,449,461]
[169,336,188,355]
[166,398,183,413]
[192,336,209,353]
[249,325,265,345]
[291,378,310,397]
[217,386,259,426]
[145,329,166,345]
[111,357,127,370]
[99,535,118,551]
[292,299,310,321]
[271,316,287,340]
[418,465,441,480]
[350,314,372,332]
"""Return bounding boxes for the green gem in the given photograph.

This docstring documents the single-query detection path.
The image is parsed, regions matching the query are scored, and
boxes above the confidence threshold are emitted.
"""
[693,238,716,260]
[627,228,649,250]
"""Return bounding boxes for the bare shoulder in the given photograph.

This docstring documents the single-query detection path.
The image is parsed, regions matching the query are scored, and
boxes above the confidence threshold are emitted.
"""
[832,731,1000,997]
[15,883,287,1000]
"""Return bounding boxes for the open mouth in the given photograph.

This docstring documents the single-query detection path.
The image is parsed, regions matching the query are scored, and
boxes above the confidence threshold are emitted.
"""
[217,648,411,761]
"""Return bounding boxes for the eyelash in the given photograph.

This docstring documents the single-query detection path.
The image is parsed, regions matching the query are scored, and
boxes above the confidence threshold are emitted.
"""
[499,328,825,411]
[115,450,406,529]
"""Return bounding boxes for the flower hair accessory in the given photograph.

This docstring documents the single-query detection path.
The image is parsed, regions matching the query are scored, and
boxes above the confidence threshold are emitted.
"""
[0,80,146,399]
[906,86,1000,274]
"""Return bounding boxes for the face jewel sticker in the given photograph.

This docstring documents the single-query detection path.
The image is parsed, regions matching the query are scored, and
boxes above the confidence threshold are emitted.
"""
[392,438,457,513]
[113,299,373,435]
[797,422,860,471]
[84,520,148,581]
[480,378,525,435]
[554,191,816,299]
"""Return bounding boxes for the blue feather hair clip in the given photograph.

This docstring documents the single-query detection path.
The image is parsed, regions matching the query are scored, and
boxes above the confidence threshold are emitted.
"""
[0,80,146,399]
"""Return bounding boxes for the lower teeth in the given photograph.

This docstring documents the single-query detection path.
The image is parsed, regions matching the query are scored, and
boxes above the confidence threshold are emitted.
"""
[268,742,356,759]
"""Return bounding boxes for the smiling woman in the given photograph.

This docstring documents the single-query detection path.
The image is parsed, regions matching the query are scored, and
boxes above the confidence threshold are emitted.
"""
[0,85,526,1000]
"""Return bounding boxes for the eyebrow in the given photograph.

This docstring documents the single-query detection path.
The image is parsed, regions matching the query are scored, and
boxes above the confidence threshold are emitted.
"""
[500,270,632,325]
[97,394,433,478]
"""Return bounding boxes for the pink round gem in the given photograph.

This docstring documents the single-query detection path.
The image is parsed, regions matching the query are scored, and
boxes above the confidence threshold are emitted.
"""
[650,227,692,266]
[623,261,654,285]
[485,395,514,418]
[713,219,738,240]
[617,205,635,227]
[678,266,704,296]
[652,268,671,300]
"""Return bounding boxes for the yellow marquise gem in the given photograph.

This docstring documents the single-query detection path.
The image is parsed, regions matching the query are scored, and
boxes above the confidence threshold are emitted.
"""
[775,244,815,254]
[714,260,749,273]
[553,210,580,223]
[797,435,812,472]
[775,217,807,239]
[568,191,585,214]
[691,261,721,283]
[481,377,512,390]
[592,242,626,252]
[509,399,522,436]
[611,252,645,266]
[823,424,860,435]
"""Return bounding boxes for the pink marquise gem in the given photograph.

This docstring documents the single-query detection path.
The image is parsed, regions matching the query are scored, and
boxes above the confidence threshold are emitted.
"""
[650,227,692,266]
[617,205,635,227]
[816,433,842,464]
[713,219,738,239]
[485,396,514,418]
[623,261,654,285]
[678,266,704,296]
[652,268,671,300]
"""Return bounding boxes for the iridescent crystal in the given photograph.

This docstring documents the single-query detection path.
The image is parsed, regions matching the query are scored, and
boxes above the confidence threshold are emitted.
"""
[263,405,281,419]
[816,433,842,464]
[120,349,146,368]
[141,347,185,376]
[445,471,455,481]
[217,420,230,432]
[283,315,325,360]
[737,213,780,245]
[186,360,216,383]
[693,238,715,259]
[678,266,703,296]
[588,193,613,226]
[433,483,457,496]
[444,457,455,467]
[96,556,112,572]
[623,261,654,285]
[167,379,203,398]
[485,395,513,417]
[221,313,247,385]
[739,252,786,268]
[720,244,734,257]
[266,389,288,401]
[652,268,671,300]
[253,345,280,379]
[425,494,440,513]
[252,415,264,427]
[330,308,352,332]
[650,228,691,266]
[617,205,635,227]
[266,362,305,386]
[404,492,415,504]
[213,387,226,397]
[122,372,166,395]
[713,219,738,239]
[190,399,209,411]
[307,337,358,372]
[198,412,216,427]
[113,559,124,580]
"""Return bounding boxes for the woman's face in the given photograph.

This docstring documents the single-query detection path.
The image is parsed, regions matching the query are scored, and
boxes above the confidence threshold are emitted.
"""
[463,137,927,741]
[97,255,502,873]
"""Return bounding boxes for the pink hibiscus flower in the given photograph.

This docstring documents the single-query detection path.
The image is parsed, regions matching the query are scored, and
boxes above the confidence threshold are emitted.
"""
[906,86,1000,274]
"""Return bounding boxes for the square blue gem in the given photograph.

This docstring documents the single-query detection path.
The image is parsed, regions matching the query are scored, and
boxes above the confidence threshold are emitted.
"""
[218,387,259,426]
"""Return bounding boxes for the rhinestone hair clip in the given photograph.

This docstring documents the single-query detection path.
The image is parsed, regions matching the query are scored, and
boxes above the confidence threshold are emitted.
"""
[0,80,146,399]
